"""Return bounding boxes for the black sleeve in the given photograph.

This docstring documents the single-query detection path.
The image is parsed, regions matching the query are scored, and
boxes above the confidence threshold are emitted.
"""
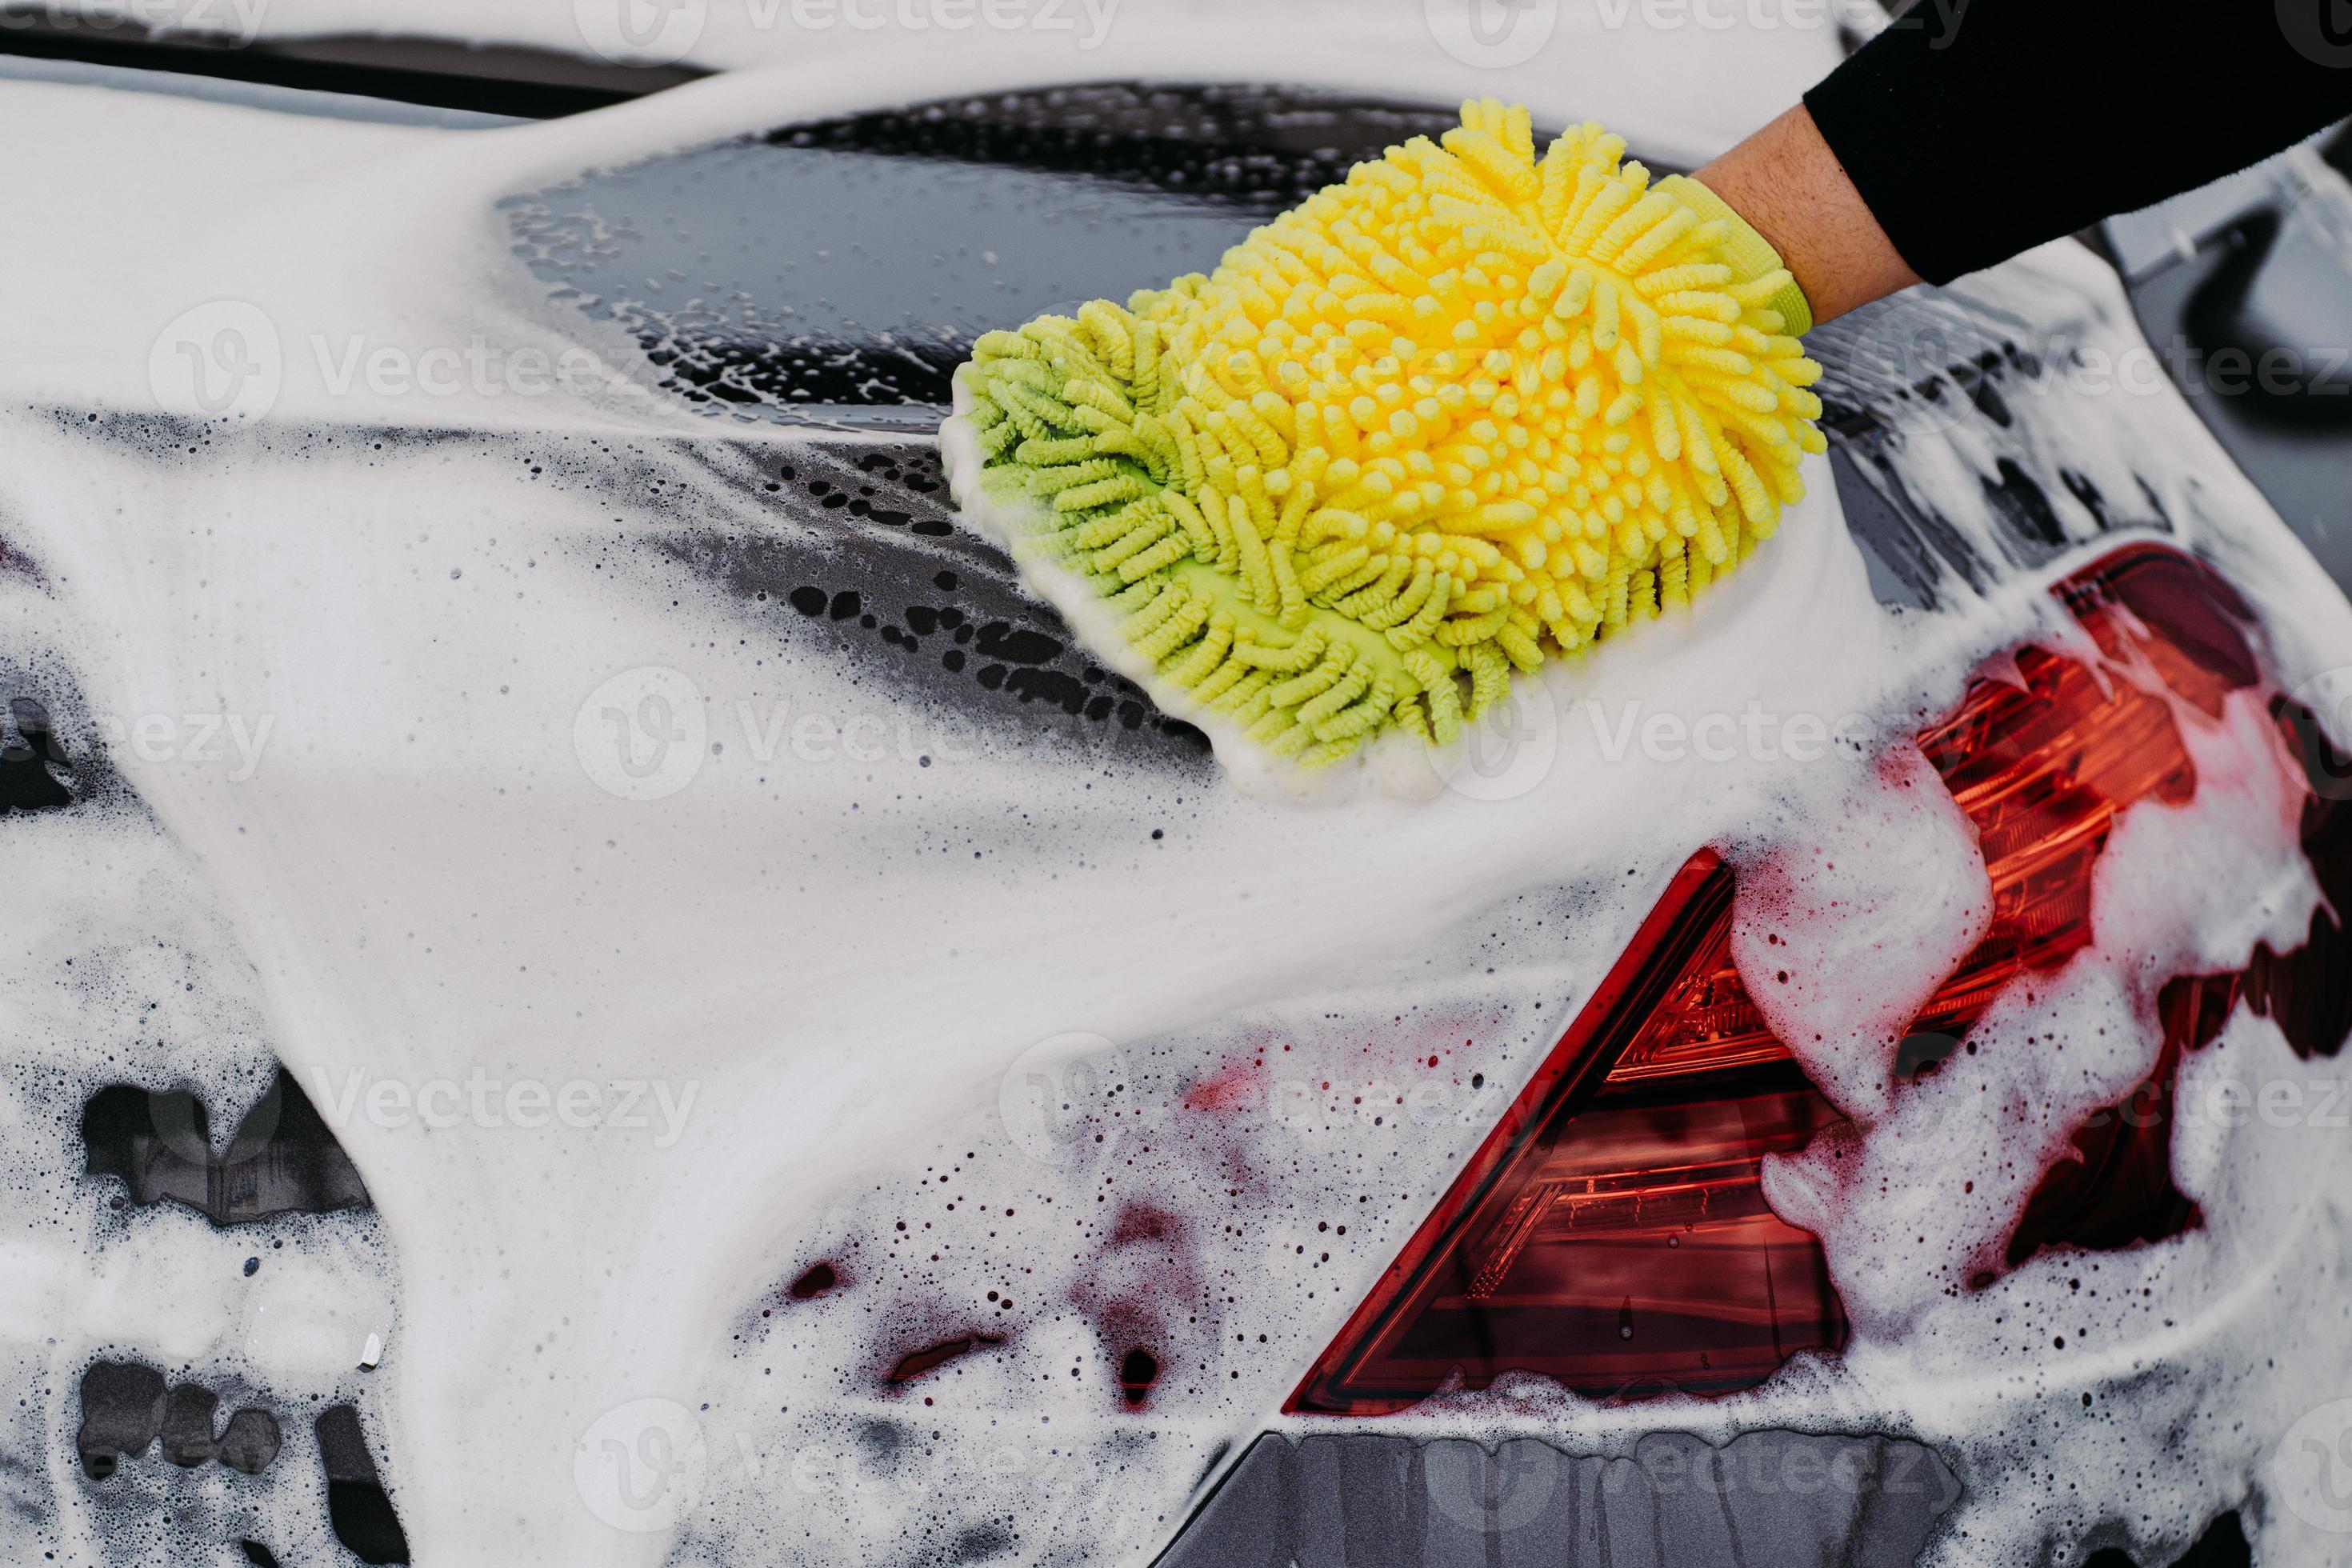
[1802,0,2352,285]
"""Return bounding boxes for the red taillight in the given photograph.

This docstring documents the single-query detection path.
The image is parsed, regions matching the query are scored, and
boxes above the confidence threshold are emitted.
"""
[1911,643,2194,998]
[1290,545,2306,1414]
[1286,851,1847,1414]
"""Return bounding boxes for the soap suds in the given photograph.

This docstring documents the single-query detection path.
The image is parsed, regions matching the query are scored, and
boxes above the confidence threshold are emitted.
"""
[1729,740,1992,1123]
[0,31,2349,1568]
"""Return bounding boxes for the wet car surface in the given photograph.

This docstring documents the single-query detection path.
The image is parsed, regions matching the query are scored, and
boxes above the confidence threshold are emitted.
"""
[6,32,2351,1568]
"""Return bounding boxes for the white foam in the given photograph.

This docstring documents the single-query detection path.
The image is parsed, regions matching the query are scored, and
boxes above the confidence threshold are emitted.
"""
[0,25,2350,1568]
[1729,738,1992,1122]
[41,0,1844,166]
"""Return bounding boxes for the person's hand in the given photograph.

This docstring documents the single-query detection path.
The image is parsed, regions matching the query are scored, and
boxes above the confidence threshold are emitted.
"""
[1693,104,1919,327]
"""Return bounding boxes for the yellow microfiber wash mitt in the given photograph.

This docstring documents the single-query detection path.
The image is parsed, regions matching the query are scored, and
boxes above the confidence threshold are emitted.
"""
[940,98,1824,770]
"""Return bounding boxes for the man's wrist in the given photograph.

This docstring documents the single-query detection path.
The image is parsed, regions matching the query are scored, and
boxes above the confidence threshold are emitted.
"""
[1656,174,1814,338]
[1692,103,1918,326]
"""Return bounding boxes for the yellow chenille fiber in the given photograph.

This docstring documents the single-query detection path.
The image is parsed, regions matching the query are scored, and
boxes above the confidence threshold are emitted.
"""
[954,98,1825,767]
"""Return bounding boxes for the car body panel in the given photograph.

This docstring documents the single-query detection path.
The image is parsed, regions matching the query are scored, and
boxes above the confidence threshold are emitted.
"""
[0,30,2349,1568]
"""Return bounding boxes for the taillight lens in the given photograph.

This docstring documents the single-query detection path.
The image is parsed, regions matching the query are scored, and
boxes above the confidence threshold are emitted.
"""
[1290,545,2317,1414]
[1288,850,1849,1414]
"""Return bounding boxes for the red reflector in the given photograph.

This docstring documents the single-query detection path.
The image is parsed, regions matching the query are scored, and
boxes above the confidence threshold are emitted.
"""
[1290,543,2293,1415]
[1906,638,2197,1038]
[1286,852,1848,1414]
[1906,548,2255,1271]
